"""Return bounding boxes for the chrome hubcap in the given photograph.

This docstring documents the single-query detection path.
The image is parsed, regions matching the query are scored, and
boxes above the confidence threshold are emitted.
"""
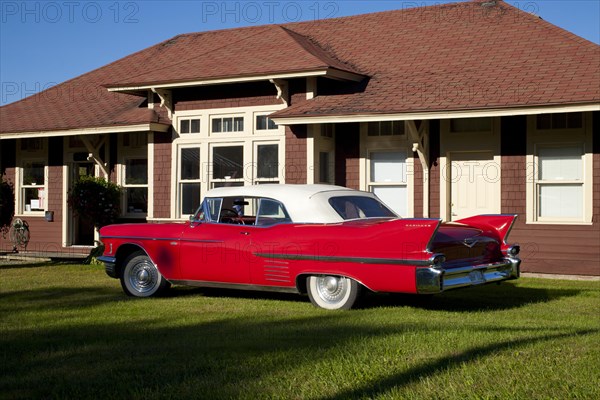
[316,276,347,303]
[128,261,158,293]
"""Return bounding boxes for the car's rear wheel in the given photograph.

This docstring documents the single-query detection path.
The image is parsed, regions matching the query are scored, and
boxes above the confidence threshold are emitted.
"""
[120,252,170,297]
[306,275,361,310]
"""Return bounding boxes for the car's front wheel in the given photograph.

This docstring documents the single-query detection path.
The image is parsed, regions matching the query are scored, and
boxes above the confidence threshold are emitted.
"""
[120,252,170,297]
[306,275,361,310]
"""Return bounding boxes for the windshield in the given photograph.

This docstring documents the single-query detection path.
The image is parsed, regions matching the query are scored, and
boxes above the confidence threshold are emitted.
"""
[328,196,397,220]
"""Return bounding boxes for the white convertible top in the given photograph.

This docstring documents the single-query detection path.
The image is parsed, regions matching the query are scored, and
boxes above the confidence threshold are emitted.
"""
[204,184,384,223]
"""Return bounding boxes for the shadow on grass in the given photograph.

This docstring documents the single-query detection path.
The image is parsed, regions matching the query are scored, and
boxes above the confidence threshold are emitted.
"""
[359,281,583,311]
[0,276,597,399]
[317,328,599,400]
[163,280,582,313]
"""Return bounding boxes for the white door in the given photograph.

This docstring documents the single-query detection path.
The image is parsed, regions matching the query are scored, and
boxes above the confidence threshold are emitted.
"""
[450,151,500,220]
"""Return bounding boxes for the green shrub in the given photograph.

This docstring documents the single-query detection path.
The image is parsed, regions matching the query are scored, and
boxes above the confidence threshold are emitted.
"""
[67,176,122,228]
[0,177,15,238]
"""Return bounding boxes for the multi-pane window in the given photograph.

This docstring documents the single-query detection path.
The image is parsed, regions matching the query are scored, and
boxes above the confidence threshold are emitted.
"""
[536,145,583,220]
[21,161,46,213]
[536,112,582,130]
[212,116,244,133]
[256,115,278,130]
[368,151,407,216]
[256,144,279,183]
[367,121,405,136]
[123,159,148,215]
[180,118,201,134]
[179,147,201,216]
[212,145,244,188]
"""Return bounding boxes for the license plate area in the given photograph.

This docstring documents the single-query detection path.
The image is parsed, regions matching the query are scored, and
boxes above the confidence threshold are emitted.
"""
[468,269,486,284]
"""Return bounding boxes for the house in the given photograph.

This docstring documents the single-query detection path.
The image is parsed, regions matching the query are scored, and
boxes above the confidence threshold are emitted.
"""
[1,0,598,275]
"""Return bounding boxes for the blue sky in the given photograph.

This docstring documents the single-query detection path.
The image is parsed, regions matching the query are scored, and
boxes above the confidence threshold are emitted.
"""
[1,0,599,106]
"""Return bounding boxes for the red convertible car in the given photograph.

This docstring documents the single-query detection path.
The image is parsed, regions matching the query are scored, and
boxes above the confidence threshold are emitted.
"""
[98,184,520,310]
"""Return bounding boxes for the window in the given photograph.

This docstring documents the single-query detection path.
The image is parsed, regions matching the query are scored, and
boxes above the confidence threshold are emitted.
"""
[21,161,46,213]
[212,116,244,133]
[535,145,583,220]
[212,145,244,187]
[536,112,582,130]
[179,147,201,216]
[450,117,492,133]
[180,118,201,134]
[256,144,279,183]
[329,196,396,220]
[527,112,592,224]
[368,151,407,216]
[367,121,405,136]
[123,158,148,215]
[256,115,278,130]
[321,124,334,138]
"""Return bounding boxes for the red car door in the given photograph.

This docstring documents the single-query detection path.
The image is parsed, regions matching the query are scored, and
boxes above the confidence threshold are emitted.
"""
[179,222,253,284]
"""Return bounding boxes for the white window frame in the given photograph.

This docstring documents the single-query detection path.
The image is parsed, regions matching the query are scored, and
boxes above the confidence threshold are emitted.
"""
[118,133,150,219]
[308,124,336,184]
[210,114,245,135]
[170,105,286,220]
[253,140,283,185]
[179,118,201,135]
[254,112,279,133]
[526,113,593,224]
[359,122,414,217]
[121,157,149,218]
[208,142,246,189]
[16,138,48,216]
[177,145,203,218]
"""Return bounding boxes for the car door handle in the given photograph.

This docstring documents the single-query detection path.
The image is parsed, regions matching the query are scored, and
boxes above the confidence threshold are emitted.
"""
[240,231,250,236]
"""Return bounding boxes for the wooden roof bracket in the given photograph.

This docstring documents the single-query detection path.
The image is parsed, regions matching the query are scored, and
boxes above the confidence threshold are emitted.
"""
[270,79,289,106]
[151,88,173,119]
[407,120,430,218]
[80,135,109,178]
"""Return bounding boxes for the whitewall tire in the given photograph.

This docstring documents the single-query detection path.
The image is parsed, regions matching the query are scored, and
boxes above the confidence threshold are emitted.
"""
[120,252,170,297]
[306,275,361,310]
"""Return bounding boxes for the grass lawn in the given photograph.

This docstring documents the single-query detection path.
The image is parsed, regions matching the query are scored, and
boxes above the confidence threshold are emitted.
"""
[0,263,598,399]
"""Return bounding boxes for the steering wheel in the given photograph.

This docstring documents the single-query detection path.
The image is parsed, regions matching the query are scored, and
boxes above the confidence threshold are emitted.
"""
[220,208,245,225]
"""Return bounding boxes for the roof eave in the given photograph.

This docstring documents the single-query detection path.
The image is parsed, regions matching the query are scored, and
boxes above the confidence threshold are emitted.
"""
[105,68,366,95]
[0,122,170,140]
[271,103,600,125]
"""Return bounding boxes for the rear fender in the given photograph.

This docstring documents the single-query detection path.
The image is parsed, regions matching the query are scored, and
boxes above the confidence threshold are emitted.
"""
[454,214,518,243]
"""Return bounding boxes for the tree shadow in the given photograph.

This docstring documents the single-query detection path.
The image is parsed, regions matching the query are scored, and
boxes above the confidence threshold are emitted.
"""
[1,281,597,399]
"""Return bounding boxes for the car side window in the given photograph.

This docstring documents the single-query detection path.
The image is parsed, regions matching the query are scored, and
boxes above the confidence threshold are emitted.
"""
[329,196,396,220]
[206,198,223,222]
[255,198,291,226]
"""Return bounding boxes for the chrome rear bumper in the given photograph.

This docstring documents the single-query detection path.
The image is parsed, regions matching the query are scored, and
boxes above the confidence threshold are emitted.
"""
[416,257,520,294]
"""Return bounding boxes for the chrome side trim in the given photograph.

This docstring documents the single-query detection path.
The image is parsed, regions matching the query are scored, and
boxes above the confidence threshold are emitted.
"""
[169,280,300,294]
[255,253,431,266]
[101,235,222,244]
[416,257,520,294]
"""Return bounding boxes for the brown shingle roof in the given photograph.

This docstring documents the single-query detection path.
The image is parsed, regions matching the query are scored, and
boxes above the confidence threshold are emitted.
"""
[104,25,363,88]
[1,0,598,134]
[274,0,599,118]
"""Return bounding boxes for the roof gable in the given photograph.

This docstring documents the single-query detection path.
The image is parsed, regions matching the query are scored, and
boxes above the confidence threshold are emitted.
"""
[105,25,364,89]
